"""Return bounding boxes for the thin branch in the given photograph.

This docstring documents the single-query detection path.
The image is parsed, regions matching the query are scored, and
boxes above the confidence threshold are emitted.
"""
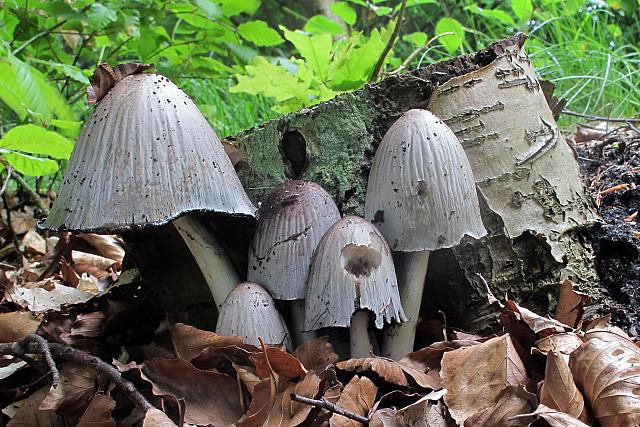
[562,109,640,123]
[370,0,408,82]
[0,335,154,411]
[10,170,50,215]
[13,20,69,55]
[290,394,369,424]
[2,192,21,253]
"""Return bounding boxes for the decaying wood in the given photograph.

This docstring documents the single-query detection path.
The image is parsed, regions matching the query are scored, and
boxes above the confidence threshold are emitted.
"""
[227,36,601,331]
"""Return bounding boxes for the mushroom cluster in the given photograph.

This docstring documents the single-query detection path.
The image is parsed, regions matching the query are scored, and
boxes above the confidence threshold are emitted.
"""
[43,65,484,360]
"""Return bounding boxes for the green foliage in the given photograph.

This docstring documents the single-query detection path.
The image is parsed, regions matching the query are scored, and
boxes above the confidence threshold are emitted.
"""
[0,125,74,175]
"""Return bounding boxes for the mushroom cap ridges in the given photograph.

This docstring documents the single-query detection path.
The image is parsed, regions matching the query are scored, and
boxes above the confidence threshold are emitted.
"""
[42,73,256,233]
[365,109,486,252]
[304,215,405,331]
[248,180,340,300]
[215,282,292,349]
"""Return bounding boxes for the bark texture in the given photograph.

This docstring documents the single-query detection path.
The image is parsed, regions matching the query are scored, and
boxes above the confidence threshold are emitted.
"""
[227,36,600,331]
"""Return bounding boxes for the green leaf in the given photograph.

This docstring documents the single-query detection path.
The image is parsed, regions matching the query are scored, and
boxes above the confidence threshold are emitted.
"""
[194,0,223,18]
[237,20,284,46]
[397,0,437,10]
[2,152,59,176]
[0,55,74,122]
[374,6,393,15]
[403,31,427,47]
[465,6,515,26]
[216,0,261,16]
[0,125,74,159]
[511,0,533,21]
[282,28,332,82]
[303,15,344,36]
[327,28,387,90]
[231,56,310,102]
[435,17,465,54]
[607,24,622,38]
[330,2,357,26]
[88,3,117,29]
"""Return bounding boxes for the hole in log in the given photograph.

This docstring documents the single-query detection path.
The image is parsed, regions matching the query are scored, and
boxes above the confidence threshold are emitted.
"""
[281,130,307,178]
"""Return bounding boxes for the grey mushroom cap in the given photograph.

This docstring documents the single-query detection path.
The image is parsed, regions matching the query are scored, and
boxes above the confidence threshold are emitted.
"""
[304,216,406,331]
[42,73,256,233]
[247,180,341,300]
[216,282,292,349]
[365,109,486,252]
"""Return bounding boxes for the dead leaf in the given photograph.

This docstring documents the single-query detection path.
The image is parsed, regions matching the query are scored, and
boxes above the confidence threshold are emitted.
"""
[539,351,590,423]
[40,364,97,417]
[504,300,572,337]
[79,234,125,263]
[142,357,243,426]
[263,372,321,427]
[330,376,377,427]
[0,311,41,342]
[440,334,528,425]
[142,408,178,426]
[233,363,261,394]
[294,336,339,374]
[554,280,590,328]
[239,377,277,427]
[583,326,639,353]
[534,333,583,357]
[21,230,46,255]
[170,322,258,361]
[9,207,38,235]
[72,251,117,270]
[569,338,640,426]
[581,313,611,331]
[370,390,450,427]
[336,357,408,387]
[8,281,93,312]
[76,394,116,427]
[250,346,307,382]
[463,385,537,426]
[87,62,153,105]
[222,140,249,169]
[6,386,62,426]
[574,123,608,143]
[516,404,591,426]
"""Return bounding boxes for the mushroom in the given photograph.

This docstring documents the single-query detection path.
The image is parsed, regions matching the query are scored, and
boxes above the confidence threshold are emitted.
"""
[248,180,340,346]
[216,282,292,349]
[304,215,405,358]
[365,109,486,360]
[41,70,256,308]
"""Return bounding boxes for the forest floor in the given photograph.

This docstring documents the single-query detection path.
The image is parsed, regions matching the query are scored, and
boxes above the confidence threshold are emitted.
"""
[572,121,640,335]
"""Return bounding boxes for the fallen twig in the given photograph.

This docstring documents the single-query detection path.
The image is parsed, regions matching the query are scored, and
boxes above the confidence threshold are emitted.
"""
[562,109,640,123]
[290,393,369,424]
[0,334,154,411]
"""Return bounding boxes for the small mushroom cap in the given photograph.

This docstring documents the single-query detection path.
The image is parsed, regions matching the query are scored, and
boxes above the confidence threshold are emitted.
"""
[42,73,256,233]
[365,109,486,252]
[216,282,292,349]
[248,180,341,300]
[304,216,406,331]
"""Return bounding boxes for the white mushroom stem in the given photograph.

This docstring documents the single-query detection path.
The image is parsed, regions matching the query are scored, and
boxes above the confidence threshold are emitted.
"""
[290,299,317,346]
[173,215,239,308]
[350,311,373,358]
[382,251,430,360]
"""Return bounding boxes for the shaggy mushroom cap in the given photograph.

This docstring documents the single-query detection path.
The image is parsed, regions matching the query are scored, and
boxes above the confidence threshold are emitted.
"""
[216,282,292,349]
[365,109,486,252]
[304,216,406,331]
[42,73,256,233]
[247,180,340,300]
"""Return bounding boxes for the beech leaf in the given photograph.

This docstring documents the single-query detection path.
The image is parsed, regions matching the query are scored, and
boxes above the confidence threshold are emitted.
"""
[540,351,591,423]
[463,385,537,426]
[330,376,377,427]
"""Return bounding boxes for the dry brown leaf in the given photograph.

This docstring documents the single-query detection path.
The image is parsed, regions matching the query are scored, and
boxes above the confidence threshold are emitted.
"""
[233,362,261,394]
[9,207,38,235]
[79,234,125,263]
[581,313,611,331]
[76,394,116,427]
[87,62,153,105]
[574,123,608,143]
[250,346,307,382]
[569,338,640,426]
[534,333,583,357]
[518,404,591,427]
[20,230,46,255]
[239,377,278,427]
[336,357,408,387]
[170,322,258,361]
[0,311,41,342]
[143,357,243,426]
[504,300,572,337]
[440,334,528,425]
[554,280,590,328]
[330,375,377,427]
[263,372,321,427]
[222,140,249,169]
[293,336,338,374]
[539,351,590,423]
[40,364,97,417]
[370,390,450,427]
[72,251,117,270]
[142,408,179,426]
[8,281,93,312]
[463,385,537,427]
[6,386,62,426]
[583,326,638,353]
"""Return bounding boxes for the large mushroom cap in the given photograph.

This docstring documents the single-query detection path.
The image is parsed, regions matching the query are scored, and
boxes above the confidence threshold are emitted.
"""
[248,180,340,300]
[304,216,405,331]
[216,282,292,349]
[42,73,256,233]
[365,109,486,252]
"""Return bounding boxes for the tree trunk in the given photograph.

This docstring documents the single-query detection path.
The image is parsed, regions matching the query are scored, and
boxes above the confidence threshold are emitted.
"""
[226,36,602,331]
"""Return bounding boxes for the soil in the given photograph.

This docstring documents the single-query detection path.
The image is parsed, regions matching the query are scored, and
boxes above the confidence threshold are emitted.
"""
[574,124,640,335]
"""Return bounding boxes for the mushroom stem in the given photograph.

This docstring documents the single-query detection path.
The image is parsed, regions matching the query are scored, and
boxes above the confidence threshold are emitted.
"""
[382,251,430,360]
[350,311,373,358]
[173,215,239,308]
[290,299,316,347]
